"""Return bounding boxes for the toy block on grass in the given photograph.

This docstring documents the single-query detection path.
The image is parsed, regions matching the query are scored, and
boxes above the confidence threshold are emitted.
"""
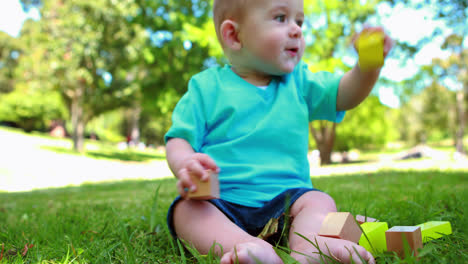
[359,222,388,255]
[356,215,379,225]
[188,171,220,200]
[385,226,423,257]
[319,212,362,243]
[416,221,452,243]
[358,31,384,71]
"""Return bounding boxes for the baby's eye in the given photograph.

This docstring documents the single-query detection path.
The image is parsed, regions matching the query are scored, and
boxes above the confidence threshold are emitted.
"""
[274,14,286,23]
[296,19,303,28]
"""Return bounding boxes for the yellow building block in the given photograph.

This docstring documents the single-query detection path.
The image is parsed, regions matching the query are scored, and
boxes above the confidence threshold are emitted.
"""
[358,31,384,71]
[188,171,220,200]
[359,222,388,255]
[416,221,452,243]
[319,212,362,243]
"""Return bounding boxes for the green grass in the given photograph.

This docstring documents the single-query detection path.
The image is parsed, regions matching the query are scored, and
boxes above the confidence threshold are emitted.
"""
[1,126,165,162]
[40,145,165,162]
[0,170,467,263]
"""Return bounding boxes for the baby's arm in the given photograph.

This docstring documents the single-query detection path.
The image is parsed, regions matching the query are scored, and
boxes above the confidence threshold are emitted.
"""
[336,27,393,111]
[166,138,220,198]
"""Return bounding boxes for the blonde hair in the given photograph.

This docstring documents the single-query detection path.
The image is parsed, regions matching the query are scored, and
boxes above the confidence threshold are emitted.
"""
[212,0,247,46]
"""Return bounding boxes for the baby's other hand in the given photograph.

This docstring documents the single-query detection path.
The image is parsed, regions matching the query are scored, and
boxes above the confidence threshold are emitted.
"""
[175,153,220,198]
[354,26,394,58]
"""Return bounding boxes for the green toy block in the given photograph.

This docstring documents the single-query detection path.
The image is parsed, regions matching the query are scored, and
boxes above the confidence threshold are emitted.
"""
[416,221,452,243]
[359,222,389,255]
[358,31,384,71]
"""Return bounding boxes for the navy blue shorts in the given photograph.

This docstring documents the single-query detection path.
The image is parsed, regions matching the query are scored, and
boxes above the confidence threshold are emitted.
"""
[167,187,320,244]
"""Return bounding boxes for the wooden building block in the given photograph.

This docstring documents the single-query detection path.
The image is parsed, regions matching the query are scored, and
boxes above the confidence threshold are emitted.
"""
[416,221,452,243]
[359,222,388,254]
[319,212,362,243]
[385,226,422,257]
[356,215,379,225]
[188,171,220,200]
[358,31,384,71]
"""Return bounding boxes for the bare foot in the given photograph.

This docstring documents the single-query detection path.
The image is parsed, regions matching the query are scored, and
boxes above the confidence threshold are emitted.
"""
[291,235,375,264]
[220,241,284,264]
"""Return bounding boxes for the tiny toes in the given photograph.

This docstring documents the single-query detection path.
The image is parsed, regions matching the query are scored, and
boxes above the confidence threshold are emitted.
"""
[220,251,235,264]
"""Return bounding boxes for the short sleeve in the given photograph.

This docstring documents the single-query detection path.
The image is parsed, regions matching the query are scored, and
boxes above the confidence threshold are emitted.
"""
[164,78,206,152]
[296,62,345,123]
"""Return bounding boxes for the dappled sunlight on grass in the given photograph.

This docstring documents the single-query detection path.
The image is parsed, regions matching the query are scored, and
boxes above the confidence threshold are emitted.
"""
[311,153,468,178]
[41,145,165,162]
[2,126,166,163]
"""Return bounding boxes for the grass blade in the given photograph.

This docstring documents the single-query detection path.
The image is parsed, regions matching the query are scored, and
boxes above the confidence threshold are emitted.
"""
[177,239,187,264]
[208,242,223,264]
[180,239,206,263]
[113,207,136,264]
[273,247,301,264]
[356,219,377,255]
[150,184,161,233]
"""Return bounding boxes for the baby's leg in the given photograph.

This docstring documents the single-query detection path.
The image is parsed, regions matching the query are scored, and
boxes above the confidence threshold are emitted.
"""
[288,191,375,264]
[173,199,283,264]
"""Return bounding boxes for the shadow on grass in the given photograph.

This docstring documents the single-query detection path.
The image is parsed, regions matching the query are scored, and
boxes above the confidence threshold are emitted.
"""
[41,145,165,162]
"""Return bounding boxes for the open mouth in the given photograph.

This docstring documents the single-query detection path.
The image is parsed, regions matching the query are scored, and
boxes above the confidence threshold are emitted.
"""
[286,48,299,57]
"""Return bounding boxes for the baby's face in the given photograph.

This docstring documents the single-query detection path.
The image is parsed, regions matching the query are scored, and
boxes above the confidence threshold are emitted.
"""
[238,0,305,76]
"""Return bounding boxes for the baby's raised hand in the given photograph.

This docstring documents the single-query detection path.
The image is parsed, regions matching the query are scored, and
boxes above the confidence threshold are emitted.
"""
[353,27,393,64]
[175,153,220,198]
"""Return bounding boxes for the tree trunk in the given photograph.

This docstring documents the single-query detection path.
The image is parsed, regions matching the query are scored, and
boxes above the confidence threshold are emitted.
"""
[129,105,141,145]
[455,90,466,153]
[310,121,337,165]
[71,93,85,153]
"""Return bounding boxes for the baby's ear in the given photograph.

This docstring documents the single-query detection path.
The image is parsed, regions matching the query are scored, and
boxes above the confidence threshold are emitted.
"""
[220,20,241,51]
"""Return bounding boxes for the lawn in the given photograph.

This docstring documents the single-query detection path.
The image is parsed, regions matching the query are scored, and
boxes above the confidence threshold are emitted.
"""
[40,145,165,162]
[1,126,166,163]
[1,170,467,263]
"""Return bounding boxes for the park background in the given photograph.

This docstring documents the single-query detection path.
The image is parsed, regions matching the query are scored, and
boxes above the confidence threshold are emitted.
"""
[0,0,467,263]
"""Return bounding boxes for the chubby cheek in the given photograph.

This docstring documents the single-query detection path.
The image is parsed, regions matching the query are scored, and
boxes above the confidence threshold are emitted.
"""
[298,38,305,59]
[264,34,280,46]
[257,34,284,57]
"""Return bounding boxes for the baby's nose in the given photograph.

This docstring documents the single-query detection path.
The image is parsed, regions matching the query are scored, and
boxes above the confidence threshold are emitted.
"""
[289,23,302,38]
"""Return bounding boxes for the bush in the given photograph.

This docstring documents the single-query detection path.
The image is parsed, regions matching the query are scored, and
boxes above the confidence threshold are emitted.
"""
[335,96,398,151]
[0,90,67,132]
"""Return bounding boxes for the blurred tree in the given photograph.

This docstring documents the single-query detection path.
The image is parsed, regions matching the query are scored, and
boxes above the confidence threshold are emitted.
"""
[394,47,466,151]
[335,96,398,151]
[387,0,467,152]
[432,40,467,153]
[0,28,66,131]
[18,0,147,152]
[125,0,212,146]
[396,64,457,145]
[424,0,467,153]
[303,0,385,164]
[396,96,424,145]
[420,71,457,143]
[87,109,126,142]
[429,0,467,31]
[0,32,19,94]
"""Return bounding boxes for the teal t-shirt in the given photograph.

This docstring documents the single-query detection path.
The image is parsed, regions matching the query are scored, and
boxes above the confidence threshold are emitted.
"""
[165,61,344,207]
